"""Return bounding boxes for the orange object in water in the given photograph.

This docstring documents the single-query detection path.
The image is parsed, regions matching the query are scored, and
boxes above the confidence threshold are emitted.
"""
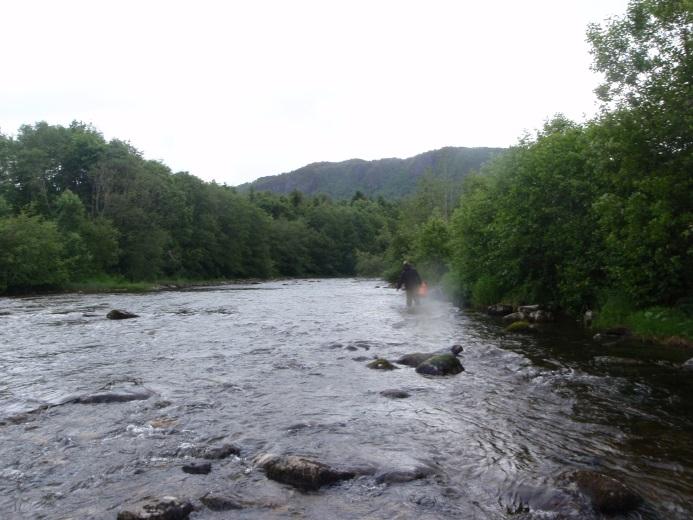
[418,282,428,297]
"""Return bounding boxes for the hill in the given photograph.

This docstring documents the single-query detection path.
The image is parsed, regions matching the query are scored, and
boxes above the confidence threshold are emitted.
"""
[239,146,505,199]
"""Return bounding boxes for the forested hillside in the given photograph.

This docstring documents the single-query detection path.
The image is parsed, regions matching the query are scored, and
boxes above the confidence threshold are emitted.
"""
[0,123,401,291]
[239,146,504,199]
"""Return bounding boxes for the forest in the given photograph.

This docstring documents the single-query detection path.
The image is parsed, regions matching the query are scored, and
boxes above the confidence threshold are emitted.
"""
[0,0,690,339]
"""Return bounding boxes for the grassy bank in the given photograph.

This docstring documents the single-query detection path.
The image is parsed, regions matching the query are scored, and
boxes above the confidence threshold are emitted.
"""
[593,302,693,346]
[63,276,243,294]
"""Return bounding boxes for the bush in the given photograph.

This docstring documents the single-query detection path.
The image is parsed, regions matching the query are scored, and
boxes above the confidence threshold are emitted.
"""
[0,214,67,291]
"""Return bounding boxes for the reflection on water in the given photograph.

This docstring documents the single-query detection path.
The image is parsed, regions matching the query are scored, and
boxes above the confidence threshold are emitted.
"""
[0,279,691,519]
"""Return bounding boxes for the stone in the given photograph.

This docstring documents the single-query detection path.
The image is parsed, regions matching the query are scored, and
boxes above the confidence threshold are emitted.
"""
[529,310,554,323]
[415,354,464,376]
[199,494,243,511]
[107,309,139,320]
[502,312,527,322]
[504,321,538,333]
[117,496,194,520]
[396,353,433,367]
[375,466,433,484]
[397,345,463,367]
[367,358,398,370]
[682,358,693,371]
[182,462,211,474]
[74,387,154,404]
[255,454,355,491]
[175,442,240,460]
[487,304,513,316]
[572,470,642,515]
[518,304,541,313]
[380,389,410,399]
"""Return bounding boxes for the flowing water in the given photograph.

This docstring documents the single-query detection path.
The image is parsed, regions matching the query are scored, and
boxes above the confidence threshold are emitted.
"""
[0,279,691,519]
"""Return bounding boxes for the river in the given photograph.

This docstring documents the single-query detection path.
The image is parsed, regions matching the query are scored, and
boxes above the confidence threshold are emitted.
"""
[1,279,691,519]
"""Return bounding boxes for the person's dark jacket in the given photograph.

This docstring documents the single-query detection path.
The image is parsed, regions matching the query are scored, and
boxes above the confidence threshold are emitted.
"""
[396,265,422,291]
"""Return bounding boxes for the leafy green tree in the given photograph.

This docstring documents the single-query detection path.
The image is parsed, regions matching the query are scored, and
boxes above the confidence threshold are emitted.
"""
[0,214,67,291]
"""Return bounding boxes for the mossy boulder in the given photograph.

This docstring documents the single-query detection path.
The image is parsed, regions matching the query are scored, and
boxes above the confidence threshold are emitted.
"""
[572,470,642,515]
[396,353,433,367]
[505,321,538,333]
[415,354,464,376]
[367,358,398,370]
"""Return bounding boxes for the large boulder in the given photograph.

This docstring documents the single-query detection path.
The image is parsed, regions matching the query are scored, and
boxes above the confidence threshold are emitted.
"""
[415,354,464,376]
[396,353,433,367]
[572,470,642,515]
[255,454,355,491]
[107,309,139,320]
[397,345,463,368]
[117,496,194,519]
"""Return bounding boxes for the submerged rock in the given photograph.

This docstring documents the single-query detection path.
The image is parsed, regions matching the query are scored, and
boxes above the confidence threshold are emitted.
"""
[107,309,139,320]
[488,304,513,316]
[380,389,410,399]
[74,387,154,404]
[572,470,642,515]
[367,358,398,370]
[682,357,693,371]
[255,454,355,491]
[117,496,194,519]
[375,465,434,484]
[415,354,464,376]
[199,494,243,511]
[177,442,240,460]
[505,321,538,334]
[182,462,211,474]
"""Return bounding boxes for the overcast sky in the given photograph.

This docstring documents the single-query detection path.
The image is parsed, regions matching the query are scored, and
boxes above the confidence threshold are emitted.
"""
[2,0,630,185]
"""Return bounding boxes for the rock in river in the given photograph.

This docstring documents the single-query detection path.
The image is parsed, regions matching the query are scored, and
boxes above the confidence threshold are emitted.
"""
[117,496,194,519]
[182,462,211,474]
[505,321,538,334]
[396,353,434,367]
[396,345,464,368]
[367,358,398,370]
[74,386,154,404]
[255,454,356,491]
[572,470,642,515]
[107,309,139,320]
[415,354,464,376]
[380,389,410,399]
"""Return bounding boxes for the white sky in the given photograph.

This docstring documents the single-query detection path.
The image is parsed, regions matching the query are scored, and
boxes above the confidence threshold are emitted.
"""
[1,0,629,185]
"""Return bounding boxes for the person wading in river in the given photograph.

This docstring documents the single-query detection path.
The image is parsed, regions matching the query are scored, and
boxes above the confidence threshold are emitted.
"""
[396,261,422,307]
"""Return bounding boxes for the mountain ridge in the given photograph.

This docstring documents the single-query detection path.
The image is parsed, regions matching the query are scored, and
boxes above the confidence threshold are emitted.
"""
[238,146,505,199]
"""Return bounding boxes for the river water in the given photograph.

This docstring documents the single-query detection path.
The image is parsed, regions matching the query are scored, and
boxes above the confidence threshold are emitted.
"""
[0,279,691,519]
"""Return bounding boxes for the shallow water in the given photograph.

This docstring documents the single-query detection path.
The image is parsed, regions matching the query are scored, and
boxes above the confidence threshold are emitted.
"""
[0,279,691,519]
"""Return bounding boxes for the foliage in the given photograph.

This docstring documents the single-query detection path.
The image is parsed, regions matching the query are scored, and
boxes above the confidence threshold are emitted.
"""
[0,214,67,291]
